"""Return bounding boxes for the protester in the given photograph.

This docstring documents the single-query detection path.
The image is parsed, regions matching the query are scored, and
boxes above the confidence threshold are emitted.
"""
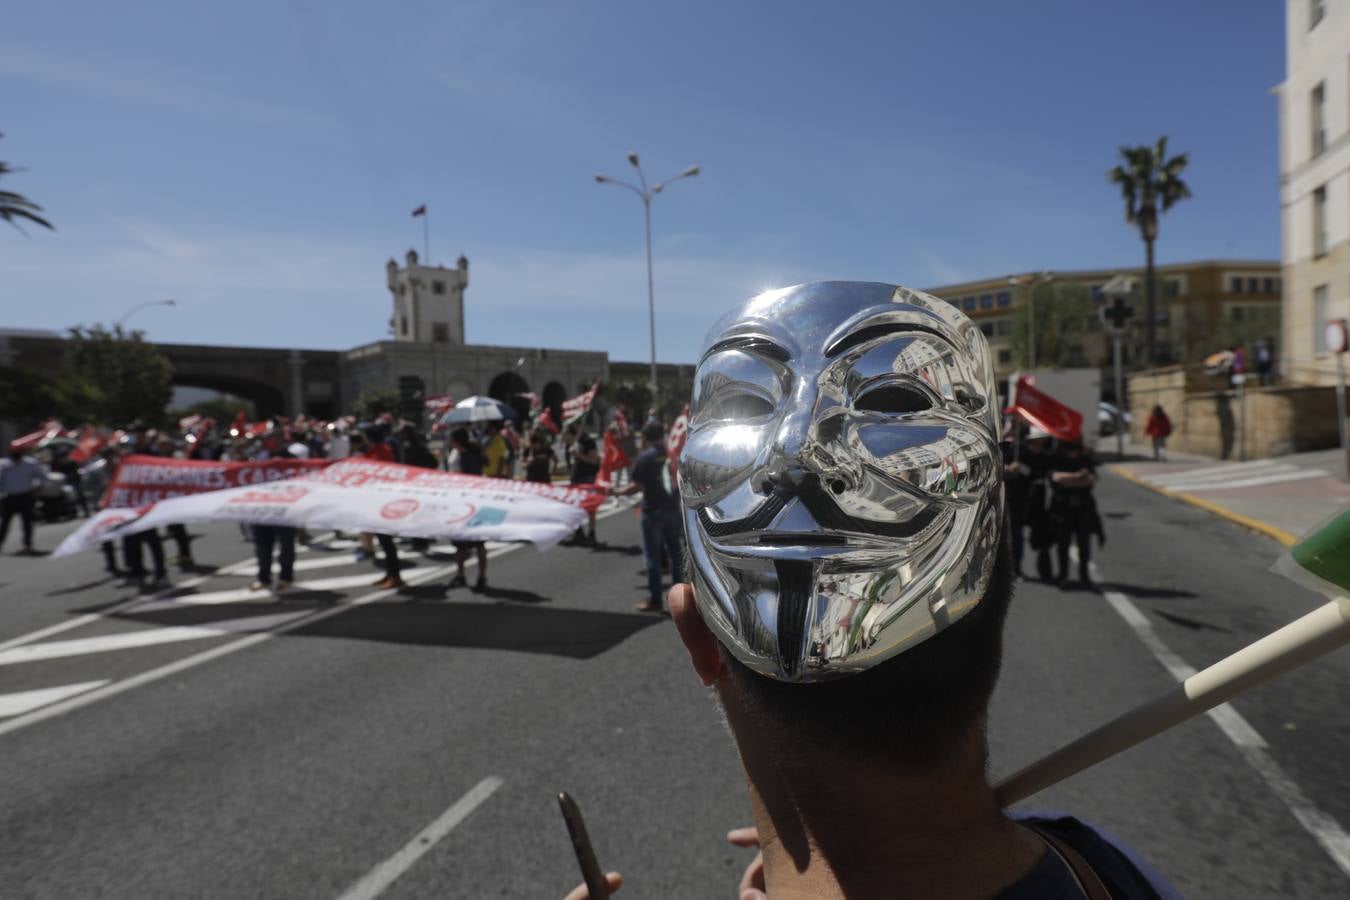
[610,423,682,612]
[448,427,488,590]
[359,433,403,590]
[525,433,554,484]
[566,428,601,546]
[250,522,296,594]
[51,448,90,518]
[483,421,511,479]
[1049,438,1103,589]
[400,424,438,552]
[0,442,45,554]
[1144,405,1172,461]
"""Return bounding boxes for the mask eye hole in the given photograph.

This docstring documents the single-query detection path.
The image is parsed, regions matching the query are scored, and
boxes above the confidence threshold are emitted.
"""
[854,384,932,414]
[703,392,774,422]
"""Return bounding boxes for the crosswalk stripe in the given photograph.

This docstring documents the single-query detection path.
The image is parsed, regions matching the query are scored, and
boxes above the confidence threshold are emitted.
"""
[1160,468,1326,493]
[1147,458,1299,482]
[1149,462,1294,486]
[0,680,111,717]
[0,612,308,666]
[132,573,397,612]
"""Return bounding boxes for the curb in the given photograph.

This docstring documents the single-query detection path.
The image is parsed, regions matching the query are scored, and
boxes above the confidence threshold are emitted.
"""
[1108,464,1298,548]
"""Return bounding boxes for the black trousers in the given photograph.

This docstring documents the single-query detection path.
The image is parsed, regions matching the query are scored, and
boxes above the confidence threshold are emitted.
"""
[253,525,296,584]
[123,530,166,579]
[377,534,400,577]
[165,524,192,559]
[0,493,37,550]
[1056,522,1093,582]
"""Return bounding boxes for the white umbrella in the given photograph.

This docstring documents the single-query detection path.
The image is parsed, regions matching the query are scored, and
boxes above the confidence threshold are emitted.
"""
[439,395,519,424]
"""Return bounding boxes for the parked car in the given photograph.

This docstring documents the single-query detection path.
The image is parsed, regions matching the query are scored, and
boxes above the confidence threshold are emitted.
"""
[1098,402,1131,437]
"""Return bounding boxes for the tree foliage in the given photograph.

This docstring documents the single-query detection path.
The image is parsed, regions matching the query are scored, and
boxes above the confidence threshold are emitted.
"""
[1008,284,1104,370]
[355,388,400,419]
[170,395,256,424]
[58,325,174,425]
[0,135,54,234]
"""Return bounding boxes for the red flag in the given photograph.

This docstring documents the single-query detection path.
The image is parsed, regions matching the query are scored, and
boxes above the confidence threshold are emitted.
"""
[70,426,109,463]
[229,409,247,437]
[411,204,427,217]
[562,380,601,425]
[598,430,631,485]
[424,394,455,416]
[1011,376,1083,442]
[537,407,561,435]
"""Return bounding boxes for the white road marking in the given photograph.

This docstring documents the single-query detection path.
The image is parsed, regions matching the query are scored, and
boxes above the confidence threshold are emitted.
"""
[1147,459,1298,482]
[0,680,110,717]
[1158,469,1325,493]
[1093,560,1350,878]
[132,573,400,612]
[333,776,504,900]
[0,612,309,666]
[0,500,638,736]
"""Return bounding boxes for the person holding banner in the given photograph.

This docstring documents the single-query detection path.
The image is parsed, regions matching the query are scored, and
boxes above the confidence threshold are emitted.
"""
[448,428,489,591]
[565,429,601,547]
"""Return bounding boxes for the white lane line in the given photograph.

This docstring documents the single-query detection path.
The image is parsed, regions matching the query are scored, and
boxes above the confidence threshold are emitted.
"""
[333,776,504,900]
[1094,561,1350,878]
[133,573,402,612]
[0,612,309,666]
[1147,459,1298,482]
[0,680,111,717]
[0,500,639,737]
[1159,469,1326,493]
[1148,463,1293,486]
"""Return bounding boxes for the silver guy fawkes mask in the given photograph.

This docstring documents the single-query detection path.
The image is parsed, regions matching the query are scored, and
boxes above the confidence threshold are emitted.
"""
[679,282,1002,682]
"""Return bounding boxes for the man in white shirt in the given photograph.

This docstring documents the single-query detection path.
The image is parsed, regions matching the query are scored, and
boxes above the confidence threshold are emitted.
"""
[0,443,46,554]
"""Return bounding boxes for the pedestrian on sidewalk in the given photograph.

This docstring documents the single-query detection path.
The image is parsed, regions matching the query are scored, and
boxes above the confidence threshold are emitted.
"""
[0,442,44,554]
[447,427,488,590]
[1144,405,1172,461]
[610,422,683,612]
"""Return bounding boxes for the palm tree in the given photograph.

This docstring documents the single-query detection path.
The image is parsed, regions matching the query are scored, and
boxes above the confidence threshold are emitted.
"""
[0,134,54,234]
[1108,137,1190,365]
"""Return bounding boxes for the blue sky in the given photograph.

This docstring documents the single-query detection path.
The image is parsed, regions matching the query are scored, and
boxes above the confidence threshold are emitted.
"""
[2,0,1283,365]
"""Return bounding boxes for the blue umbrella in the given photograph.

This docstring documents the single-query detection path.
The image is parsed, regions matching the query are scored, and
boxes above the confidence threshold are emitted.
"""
[438,395,519,425]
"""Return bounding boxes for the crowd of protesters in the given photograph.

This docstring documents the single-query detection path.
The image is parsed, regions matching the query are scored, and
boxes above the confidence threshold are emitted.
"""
[0,403,679,608]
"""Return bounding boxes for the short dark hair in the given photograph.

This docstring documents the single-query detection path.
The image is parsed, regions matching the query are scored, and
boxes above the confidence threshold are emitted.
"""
[721,537,1014,772]
[450,427,470,447]
[641,422,665,444]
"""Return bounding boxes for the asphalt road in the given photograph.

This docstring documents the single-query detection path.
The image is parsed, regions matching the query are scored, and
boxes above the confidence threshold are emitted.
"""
[1,475,1348,898]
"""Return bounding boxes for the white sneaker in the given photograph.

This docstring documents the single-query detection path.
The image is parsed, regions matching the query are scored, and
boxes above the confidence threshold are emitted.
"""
[249,580,270,592]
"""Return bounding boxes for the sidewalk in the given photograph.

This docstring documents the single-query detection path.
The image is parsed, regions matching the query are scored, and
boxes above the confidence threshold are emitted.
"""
[1101,439,1350,546]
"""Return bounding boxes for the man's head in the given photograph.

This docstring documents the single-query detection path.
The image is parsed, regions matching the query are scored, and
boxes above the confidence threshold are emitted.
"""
[450,427,471,450]
[641,422,665,447]
[678,282,1002,683]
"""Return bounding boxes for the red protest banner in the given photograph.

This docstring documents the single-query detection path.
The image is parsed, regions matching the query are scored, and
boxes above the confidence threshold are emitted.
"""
[100,455,331,509]
[1011,376,1083,442]
[598,430,630,485]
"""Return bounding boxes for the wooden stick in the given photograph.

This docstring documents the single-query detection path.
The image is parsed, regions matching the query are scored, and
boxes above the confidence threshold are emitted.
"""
[995,596,1350,807]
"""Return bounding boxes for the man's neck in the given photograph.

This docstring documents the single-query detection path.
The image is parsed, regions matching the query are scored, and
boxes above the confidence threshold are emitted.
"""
[740,738,1043,900]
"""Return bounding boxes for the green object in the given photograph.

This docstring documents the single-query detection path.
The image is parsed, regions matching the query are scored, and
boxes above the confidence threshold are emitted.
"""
[1290,508,1350,594]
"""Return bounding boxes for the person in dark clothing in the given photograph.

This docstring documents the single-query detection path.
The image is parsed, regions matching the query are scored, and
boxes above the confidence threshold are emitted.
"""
[400,425,438,553]
[1001,432,1031,578]
[525,434,554,484]
[448,427,488,590]
[566,430,601,546]
[250,524,296,594]
[611,423,683,612]
[1049,439,1102,589]
[52,450,90,518]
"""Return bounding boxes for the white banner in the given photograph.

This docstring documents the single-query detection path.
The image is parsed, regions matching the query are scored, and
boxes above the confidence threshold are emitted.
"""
[55,459,600,558]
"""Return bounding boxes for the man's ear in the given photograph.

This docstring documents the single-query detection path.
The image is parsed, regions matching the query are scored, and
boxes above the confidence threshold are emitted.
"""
[669,583,727,686]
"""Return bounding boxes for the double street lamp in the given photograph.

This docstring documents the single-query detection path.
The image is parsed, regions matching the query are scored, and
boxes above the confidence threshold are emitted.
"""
[117,298,176,329]
[595,153,700,412]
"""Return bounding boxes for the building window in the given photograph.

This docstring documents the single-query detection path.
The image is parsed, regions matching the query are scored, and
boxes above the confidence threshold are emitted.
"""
[1090,285,1102,300]
[996,291,1011,307]
[997,349,1012,365]
[1310,0,1325,30]
[1262,277,1276,293]
[996,318,1012,336]
[979,322,994,336]
[1164,278,1180,298]
[400,315,409,336]
[979,294,992,309]
[432,280,446,295]
[1231,276,1243,293]
[1311,82,1326,157]
[1246,276,1260,293]
[1314,284,1329,353]
[1231,306,1246,322]
[432,323,450,342]
[1313,186,1328,258]
[963,297,977,311]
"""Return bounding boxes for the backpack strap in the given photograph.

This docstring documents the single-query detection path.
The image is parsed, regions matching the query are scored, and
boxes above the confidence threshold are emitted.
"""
[1026,823,1114,900]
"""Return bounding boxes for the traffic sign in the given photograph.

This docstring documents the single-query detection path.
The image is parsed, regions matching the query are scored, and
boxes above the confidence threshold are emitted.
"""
[1099,296,1136,334]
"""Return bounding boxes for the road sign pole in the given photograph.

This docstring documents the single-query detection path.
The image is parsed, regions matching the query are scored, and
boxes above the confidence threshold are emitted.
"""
[1336,352,1348,480]
[1113,335,1125,460]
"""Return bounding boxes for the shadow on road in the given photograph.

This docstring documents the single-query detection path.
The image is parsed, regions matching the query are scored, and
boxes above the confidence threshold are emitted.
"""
[1099,581,1197,600]
[47,576,120,597]
[584,543,642,557]
[1151,608,1233,633]
[287,601,664,659]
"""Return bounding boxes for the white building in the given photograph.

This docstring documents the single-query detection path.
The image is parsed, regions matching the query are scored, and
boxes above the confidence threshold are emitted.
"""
[386,249,469,344]
[1279,0,1350,384]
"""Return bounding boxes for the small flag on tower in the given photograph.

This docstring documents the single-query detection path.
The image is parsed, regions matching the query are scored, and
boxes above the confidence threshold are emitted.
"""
[411,205,427,217]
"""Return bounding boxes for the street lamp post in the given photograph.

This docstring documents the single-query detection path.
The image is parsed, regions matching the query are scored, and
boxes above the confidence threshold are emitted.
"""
[1007,272,1054,369]
[117,298,176,329]
[595,153,700,413]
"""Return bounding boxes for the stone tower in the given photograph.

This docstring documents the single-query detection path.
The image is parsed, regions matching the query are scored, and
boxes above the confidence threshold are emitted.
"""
[385,249,469,344]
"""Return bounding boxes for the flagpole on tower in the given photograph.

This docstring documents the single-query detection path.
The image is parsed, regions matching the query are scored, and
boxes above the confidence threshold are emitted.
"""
[412,204,429,263]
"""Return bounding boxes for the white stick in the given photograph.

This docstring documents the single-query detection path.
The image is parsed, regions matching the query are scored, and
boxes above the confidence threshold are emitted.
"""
[995,596,1350,806]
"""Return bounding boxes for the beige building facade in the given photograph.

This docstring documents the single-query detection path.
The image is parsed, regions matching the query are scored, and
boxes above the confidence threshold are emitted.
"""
[1279,0,1350,385]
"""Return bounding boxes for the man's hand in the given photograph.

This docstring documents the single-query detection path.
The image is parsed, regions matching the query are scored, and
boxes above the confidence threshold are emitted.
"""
[728,826,766,900]
[562,871,622,900]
